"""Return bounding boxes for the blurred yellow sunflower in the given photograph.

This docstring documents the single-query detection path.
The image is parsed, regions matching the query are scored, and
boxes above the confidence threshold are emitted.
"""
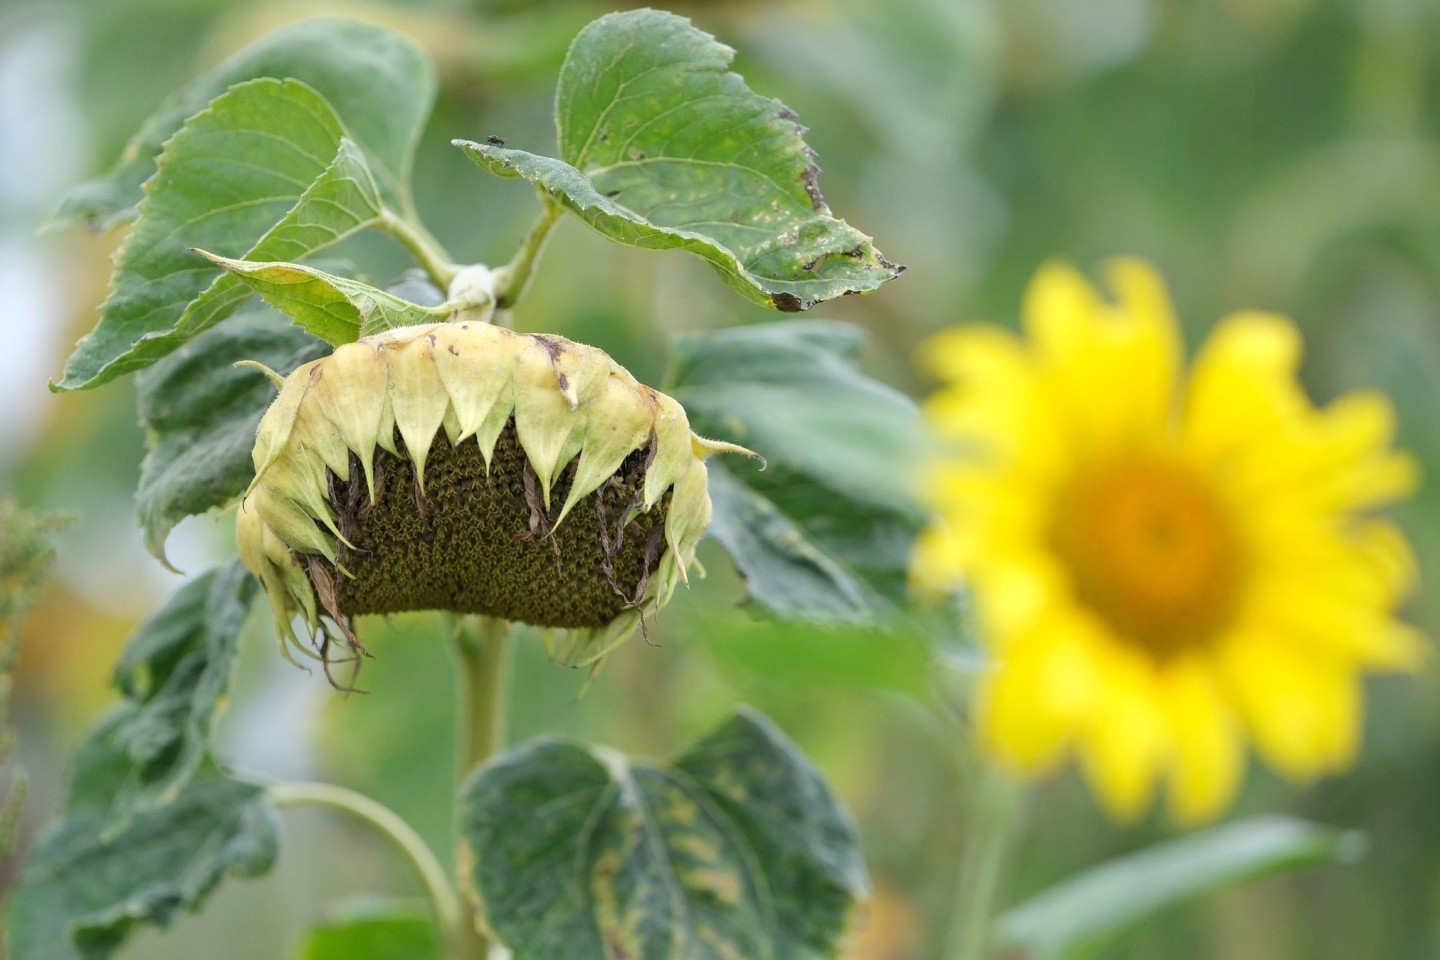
[916,259,1424,823]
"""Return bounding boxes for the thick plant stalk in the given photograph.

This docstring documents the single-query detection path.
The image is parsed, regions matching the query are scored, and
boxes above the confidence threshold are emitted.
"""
[947,763,1022,960]
[452,615,514,960]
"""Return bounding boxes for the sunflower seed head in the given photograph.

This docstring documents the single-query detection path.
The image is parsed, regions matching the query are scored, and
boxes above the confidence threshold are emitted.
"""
[238,321,750,676]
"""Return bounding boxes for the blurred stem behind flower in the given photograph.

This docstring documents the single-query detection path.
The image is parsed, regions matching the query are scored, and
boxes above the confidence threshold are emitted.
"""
[916,259,1424,824]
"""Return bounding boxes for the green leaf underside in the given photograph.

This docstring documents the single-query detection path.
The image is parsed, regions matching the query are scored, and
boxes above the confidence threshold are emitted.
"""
[101,563,258,826]
[459,707,868,960]
[56,77,385,392]
[136,311,329,563]
[6,769,277,960]
[666,322,924,623]
[457,9,901,312]
[54,18,434,231]
[199,253,449,342]
[294,900,441,960]
[995,816,1365,959]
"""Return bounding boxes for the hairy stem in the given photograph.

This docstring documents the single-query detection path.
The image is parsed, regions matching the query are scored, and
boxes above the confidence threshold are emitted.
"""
[450,615,514,960]
[491,195,563,309]
[270,780,464,953]
[947,763,1022,960]
[379,208,461,290]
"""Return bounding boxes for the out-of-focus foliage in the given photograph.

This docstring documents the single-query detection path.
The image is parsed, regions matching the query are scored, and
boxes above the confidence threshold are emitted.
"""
[667,321,923,623]
[4,0,1440,958]
[0,500,68,860]
[996,816,1365,958]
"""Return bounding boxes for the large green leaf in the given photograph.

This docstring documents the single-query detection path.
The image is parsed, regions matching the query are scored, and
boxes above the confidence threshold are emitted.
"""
[293,899,440,960]
[994,816,1366,960]
[198,254,450,343]
[459,707,868,960]
[136,310,328,563]
[5,564,271,959]
[54,17,434,232]
[665,321,924,622]
[55,78,384,392]
[6,763,277,960]
[456,9,902,311]
[100,563,257,825]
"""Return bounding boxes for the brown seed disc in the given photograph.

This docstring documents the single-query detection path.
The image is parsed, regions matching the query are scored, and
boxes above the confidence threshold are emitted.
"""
[315,419,670,629]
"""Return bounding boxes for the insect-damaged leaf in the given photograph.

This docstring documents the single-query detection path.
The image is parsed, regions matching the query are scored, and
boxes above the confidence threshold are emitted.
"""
[456,9,901,312]
[55,79,384,392]
[135,310,329,564]
[665,321,925,623]
[53,17,433,232]
[197,253,450,343]
[458,707,869,960]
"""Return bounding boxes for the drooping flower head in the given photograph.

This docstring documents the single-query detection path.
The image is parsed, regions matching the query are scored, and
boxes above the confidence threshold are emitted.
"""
[238,321,749,682]
[917,260,1424,823]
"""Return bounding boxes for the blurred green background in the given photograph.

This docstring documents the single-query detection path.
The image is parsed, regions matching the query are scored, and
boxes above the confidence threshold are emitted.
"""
[2,0,1439,957]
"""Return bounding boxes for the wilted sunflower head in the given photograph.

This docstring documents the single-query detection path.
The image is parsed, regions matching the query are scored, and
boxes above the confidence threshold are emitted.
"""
[237,321,750,682]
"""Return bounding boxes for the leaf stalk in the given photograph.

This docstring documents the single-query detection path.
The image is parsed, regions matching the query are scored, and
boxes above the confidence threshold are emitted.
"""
[270,780,465,955]
[379,208,462,290]
[491,196,564,310]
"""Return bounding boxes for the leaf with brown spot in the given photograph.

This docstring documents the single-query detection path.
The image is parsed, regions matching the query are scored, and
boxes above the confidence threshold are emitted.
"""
[456,10,901,313]
[457,707,869,960]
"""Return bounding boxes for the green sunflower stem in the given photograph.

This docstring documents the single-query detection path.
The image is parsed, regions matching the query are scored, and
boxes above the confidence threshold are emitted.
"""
[450,614,514,960]
[269,780,464,956]
[492,195,563,310]
[947,762,1023,960]
[378,207,461,291]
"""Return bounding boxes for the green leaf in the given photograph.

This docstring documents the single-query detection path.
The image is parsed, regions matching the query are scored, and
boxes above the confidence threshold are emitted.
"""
[293,899,440,960]
[136,310,328,563]
[198,253,450,342]
[100,563,257,825]
[456,9,902,311]
[54,17,434,232]
[5,564,270,959]
[665,321,924,622]
[994,816,1366,960]
[0,502,71,858]
[6,766,277,960]
[56,78,383,392]
[458,706,868,960]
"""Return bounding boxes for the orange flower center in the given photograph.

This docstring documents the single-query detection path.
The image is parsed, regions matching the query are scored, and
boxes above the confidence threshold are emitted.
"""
[1052,454,1241,657]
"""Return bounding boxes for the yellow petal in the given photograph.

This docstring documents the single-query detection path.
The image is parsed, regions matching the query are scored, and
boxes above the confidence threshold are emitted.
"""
[1076,648,1169,821]
[1221,631,1361,780]
[1161,656,1243,825]
[1182,310,1304,464]
[910,523,967,595]
[1101,257,1182,434]
[1023,260,1177,451]
[980,618,1101,773]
